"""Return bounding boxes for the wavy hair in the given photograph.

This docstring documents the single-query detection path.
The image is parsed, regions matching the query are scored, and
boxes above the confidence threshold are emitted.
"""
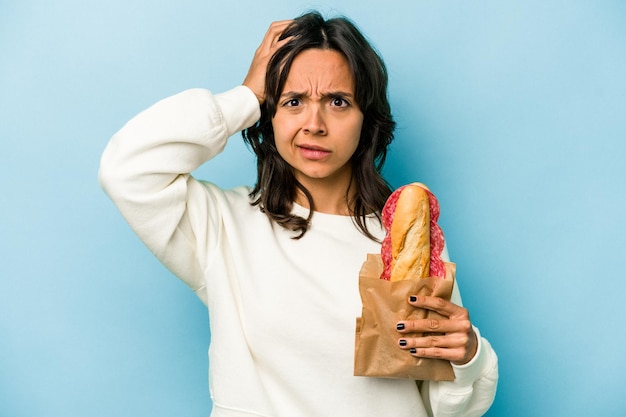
[242,11,395,240]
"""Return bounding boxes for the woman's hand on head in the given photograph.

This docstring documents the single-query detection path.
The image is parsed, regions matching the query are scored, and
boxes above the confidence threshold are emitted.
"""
[243,20,294,105]
[396,295,479,365]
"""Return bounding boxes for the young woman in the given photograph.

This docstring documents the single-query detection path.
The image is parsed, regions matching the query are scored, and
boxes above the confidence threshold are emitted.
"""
[99,11,498,417]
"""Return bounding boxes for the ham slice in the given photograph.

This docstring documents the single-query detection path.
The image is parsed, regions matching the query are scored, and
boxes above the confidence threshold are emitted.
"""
[380,183,446,280]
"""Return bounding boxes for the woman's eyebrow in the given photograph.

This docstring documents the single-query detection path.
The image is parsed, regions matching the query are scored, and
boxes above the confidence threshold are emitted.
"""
[324,91,354,99]
[279,90,354,99]
[279,91,305,99]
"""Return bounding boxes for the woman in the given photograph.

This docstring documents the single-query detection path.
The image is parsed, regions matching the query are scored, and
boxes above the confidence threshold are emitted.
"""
[99,11,498,417]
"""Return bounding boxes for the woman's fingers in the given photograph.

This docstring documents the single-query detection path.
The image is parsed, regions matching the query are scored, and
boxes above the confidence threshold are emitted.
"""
[243,20,294,104]
[398,333,470,350]
[409,295,468,319]
[259,20,293,51]
[396,317,472,334]
[395,295,478,365]
[396,327,478,365]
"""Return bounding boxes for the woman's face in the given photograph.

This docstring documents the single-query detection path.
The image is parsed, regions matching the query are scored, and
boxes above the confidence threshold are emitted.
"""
[272,48,364,191]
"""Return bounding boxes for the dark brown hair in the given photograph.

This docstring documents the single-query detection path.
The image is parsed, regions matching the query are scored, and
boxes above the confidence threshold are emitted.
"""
[242,11,395,240]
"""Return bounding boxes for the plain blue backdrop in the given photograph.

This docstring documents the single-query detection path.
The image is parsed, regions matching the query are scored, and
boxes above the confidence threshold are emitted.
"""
[1,1,625,416]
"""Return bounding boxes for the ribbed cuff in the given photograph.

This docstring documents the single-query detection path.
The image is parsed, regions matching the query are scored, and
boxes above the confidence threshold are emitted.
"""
[450,326,496,387]
[214,86,261,136]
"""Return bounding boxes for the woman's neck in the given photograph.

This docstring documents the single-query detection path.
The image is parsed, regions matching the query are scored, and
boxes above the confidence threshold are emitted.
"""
[294,177,356,216]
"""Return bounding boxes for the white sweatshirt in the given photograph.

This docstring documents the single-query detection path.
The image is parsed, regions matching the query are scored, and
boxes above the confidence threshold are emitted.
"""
[99,86,498,417]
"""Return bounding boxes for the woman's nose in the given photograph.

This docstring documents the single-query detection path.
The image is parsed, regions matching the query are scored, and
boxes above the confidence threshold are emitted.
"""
[302,105,327,135]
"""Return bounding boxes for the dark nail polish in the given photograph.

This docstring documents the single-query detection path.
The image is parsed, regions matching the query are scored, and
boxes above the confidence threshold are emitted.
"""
[399,339,407,347]
[410,348,417,354]
[409,296,417,303]
[396,323,405,331]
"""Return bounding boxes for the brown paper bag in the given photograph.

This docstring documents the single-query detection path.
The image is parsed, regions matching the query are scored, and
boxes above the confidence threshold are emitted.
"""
[354,253,456,381]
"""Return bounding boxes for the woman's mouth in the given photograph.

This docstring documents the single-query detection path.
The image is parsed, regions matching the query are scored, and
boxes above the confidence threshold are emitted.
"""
[297,144,331,160]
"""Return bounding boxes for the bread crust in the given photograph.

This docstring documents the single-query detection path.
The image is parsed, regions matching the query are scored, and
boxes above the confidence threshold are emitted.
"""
[389,185,431,281]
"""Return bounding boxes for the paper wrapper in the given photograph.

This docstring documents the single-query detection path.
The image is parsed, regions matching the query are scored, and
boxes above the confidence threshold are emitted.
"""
[354,253,456,381]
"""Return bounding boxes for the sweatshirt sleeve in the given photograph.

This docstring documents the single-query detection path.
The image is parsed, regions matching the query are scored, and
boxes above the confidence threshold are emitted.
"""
[419,326,499,417]
[419,244,498,416]
[98,86,260,304]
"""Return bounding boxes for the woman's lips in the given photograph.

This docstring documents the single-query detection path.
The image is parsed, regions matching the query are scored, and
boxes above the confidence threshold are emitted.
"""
[297,144,331,160]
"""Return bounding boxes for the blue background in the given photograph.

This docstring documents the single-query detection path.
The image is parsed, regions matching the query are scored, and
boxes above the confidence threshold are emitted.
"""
[1,1,625,416]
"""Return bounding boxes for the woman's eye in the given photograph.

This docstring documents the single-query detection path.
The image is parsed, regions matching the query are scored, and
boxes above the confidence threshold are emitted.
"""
[331,97,348,107]
[284,98,301,107]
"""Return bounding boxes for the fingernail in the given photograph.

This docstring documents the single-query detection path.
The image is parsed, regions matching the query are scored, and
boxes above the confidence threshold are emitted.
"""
[409,296,417,303]
[399,339,407,347]
[410,348,417,354]
[396,323,405,331]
